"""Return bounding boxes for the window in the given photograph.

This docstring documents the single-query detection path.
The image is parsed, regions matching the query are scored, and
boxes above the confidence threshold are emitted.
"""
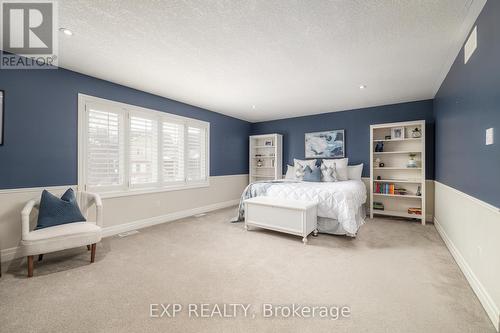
[86,105,125,191]
[129,115,158,186]
[78,95,209,196]
[187,126,207,181]
[162,121,184,182]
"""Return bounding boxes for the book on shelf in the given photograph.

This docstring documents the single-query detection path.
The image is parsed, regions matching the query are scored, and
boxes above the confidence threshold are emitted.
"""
[395,188,408,195]
[374,182,409,195]
[408,207,422,215]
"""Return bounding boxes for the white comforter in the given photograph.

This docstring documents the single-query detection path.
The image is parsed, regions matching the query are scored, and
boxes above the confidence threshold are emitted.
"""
[234,179,367,236]
[265,180,367,235]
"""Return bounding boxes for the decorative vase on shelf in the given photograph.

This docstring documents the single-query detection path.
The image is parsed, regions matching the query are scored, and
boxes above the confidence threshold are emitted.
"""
[257,159,263,167]
[416,185,422,196]
[407,154,417,168]
[375,141,384,152]
[411,128,422,138]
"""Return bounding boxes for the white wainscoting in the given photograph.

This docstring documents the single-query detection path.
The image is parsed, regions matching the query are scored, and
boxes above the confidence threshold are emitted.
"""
[0,174,248,263]
[434,181,500,331]
[2,176,498,331]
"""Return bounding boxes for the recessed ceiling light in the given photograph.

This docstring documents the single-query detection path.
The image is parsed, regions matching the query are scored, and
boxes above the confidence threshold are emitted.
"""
[59,28,73,36]
[359,85,367,90]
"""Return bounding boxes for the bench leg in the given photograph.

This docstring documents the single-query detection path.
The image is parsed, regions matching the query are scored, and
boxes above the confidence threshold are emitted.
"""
[90,243,96,263]
[38,254,43,261]
[27,255,34,278]
[87,245,91,251]
[302,236,308,244]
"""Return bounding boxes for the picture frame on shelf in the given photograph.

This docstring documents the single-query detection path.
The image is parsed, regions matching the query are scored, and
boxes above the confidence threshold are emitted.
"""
[391,127,404,140]
[264,139,273,146]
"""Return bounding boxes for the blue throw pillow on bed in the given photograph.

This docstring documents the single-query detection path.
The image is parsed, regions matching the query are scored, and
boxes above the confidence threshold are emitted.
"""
[35,188,86,230]
[303,166,321,182]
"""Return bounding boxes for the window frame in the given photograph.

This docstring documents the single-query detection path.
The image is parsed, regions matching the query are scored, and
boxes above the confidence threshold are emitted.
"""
[78,94,210,198]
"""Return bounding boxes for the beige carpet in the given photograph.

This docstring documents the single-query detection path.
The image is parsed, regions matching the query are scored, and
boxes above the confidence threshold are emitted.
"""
[0,207,495,333]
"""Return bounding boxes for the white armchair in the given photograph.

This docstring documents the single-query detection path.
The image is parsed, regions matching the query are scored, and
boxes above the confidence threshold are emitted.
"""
[21,191,103,277]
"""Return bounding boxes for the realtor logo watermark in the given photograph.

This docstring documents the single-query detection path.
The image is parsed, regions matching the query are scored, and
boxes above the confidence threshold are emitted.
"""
[150,303,352,320]
[1,0,58,69]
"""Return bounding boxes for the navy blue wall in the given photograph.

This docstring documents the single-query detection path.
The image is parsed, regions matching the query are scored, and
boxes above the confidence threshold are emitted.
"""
[8,1,500,199]
[0,69,250,189]
[251,100,435,179]
[434,0,500,207]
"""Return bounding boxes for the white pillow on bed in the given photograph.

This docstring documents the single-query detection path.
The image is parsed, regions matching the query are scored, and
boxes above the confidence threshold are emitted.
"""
[320,163,336,182]
[348,163,364,180]
[285,165,295,179]
[322,158,349,181]
[294,159,316,180]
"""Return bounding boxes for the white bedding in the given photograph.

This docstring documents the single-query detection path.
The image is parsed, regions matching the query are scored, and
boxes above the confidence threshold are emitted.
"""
[266,180,367,235]
[233,179,367,236]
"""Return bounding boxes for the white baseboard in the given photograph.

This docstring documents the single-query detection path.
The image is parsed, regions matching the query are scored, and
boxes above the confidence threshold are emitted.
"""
[0,199,239,264]
[434,217,500,331]
[101,199,239,237]
[0,246,21,265]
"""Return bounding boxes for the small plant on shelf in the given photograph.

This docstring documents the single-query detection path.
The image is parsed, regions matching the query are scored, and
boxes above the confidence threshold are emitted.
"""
[407,153,418,168]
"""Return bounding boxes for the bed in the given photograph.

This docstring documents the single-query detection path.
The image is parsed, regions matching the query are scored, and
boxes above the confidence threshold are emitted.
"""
[232,179,367,237]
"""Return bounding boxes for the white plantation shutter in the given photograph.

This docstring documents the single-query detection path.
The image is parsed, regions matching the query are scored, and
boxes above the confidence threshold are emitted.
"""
[80,95,209,194]
[86,107,124,188]
[186,126,207,181]
[162,121,184,182]
[129,115,158,185]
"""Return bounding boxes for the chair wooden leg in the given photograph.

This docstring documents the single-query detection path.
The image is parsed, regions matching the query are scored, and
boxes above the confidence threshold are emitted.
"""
[87,245,91,251]
[90,243,96,263]
[38,254,44,261]
[27,255,34,278]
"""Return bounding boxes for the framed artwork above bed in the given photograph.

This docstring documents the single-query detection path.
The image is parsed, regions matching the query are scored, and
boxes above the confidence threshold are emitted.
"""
[305,129,345,158]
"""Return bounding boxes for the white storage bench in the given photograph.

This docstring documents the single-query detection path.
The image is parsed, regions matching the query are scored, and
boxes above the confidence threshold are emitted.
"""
[244,196,318,244]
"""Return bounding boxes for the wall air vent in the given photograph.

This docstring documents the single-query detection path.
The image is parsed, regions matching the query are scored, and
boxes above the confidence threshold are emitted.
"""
[464,26,477,64]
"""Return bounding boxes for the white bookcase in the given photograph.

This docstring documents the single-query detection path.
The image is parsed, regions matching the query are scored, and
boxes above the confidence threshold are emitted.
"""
[370,120,426,224]
[249,134,283,183]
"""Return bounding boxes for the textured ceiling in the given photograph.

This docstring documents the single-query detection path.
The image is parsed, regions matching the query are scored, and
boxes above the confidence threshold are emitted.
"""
[57,0,483,122]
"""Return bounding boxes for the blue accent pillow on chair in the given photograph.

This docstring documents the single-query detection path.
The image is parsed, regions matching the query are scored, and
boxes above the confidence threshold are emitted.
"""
[303,166,321,182]
[35,188,86,230]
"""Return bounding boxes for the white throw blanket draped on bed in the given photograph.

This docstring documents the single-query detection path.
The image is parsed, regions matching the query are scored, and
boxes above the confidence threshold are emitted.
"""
[233,179,367,236]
